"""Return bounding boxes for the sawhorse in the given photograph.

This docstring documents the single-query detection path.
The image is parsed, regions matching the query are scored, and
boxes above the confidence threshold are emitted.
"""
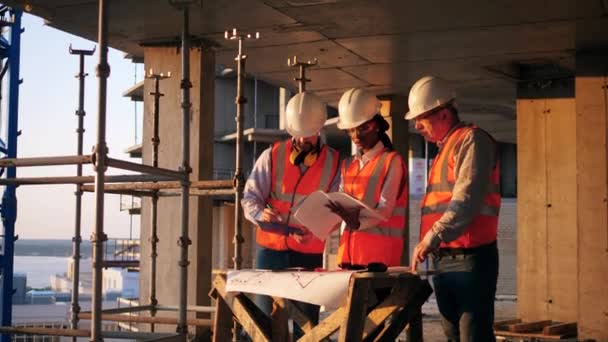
[210,270,433,342]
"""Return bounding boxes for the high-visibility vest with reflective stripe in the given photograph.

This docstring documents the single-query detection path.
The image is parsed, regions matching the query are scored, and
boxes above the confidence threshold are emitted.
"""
[337,150,407,267]
[256,139,340,253]
[420,124,501,248]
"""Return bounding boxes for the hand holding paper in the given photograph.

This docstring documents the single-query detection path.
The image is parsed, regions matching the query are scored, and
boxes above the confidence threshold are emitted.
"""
[326,201,361,230]
[293,191,385,240]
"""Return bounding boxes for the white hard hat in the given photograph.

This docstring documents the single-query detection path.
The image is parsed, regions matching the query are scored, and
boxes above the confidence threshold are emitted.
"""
[285,92,327,138]
[337,88,382,130]
[405,76,455,120]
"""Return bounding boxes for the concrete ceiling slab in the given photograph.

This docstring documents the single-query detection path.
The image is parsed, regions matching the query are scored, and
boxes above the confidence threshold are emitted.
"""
[216,39,368,74]
[7,0,608,143]
[270,0,601,38]
[258,67,368,92]
[342,61,489,88]
[335,22,576,64]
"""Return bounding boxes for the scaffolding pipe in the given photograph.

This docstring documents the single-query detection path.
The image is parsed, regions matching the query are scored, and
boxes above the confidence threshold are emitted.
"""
[69,44,94,342]
[158,188,235,197]
[106,157,185,180]
[224,27,259,342]
[0,327,180,340]
[177,4,192,336]
[79,313,212,327]
[82,188,153,197]
[0,155,93,167]
[82,305,154,315]
[156,305,215,313]
[101,260,139,268]
[91,0,109,340]
[147,72,168,332]
[0,174,172,185]
[81,179,233,191]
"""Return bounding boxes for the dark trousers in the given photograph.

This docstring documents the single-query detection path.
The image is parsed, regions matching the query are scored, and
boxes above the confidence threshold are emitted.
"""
[431,242,499,342]
[255,247,323,337]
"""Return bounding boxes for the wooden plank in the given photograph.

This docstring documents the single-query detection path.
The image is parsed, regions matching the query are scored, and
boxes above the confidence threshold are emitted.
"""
[212,275,271,342]
[361,282,410,339]
[543,322,577,336]
[508,320,553,333]
[575,75,608,341]
[516,98,549,321]
[271,297,290,342]
[373,280,432,342]
[493,318,521,330]
[212,296,233,342]
[339,278,372,342]
[495,330,576,340]
[297,307,346,342]
[545,98,578,322]
[286,301,314,334]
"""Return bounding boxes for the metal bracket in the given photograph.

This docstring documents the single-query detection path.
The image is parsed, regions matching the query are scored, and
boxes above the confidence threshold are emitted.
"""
[288,56,318,93]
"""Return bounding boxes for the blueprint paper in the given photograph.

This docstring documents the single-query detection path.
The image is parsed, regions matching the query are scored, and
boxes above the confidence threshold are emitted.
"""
[226,269,357,309]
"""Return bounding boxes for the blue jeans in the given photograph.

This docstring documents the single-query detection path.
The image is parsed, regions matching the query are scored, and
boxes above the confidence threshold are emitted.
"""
[431,242,499,342]
[255,247,323,337]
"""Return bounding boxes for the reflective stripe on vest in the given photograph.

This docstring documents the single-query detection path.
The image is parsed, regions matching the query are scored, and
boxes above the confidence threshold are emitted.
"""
[420,124,500,249]
[338,150,407,267]
[256,140,339,253]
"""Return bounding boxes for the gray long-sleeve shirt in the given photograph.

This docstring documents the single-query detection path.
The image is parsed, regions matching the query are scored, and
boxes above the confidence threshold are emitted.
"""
[422,123,498,248]
[241,144,341,225]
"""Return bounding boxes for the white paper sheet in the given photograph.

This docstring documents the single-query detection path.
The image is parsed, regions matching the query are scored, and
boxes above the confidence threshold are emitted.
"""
[292,190,385,240]
[226,269,357,309]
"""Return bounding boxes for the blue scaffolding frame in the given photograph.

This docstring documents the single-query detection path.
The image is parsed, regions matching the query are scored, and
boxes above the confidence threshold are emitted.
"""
[0,6,22,342]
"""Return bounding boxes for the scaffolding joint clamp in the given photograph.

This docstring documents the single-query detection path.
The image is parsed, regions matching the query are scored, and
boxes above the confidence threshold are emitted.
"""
[96,62,111,78]
[177,236,192,247]
[235,96,247,104]
[233,234,245,244]
[180,79,192,89]
[90,231,108,243]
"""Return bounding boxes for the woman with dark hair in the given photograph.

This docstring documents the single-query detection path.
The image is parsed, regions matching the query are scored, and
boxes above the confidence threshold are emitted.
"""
[328,88,408,269]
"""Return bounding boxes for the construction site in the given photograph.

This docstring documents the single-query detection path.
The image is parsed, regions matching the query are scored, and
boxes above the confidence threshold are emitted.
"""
[0,0,606,341]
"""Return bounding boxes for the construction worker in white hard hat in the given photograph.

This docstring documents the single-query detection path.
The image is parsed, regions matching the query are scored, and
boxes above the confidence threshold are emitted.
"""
[407,76,501,342]
[241,91,340,335]
[328,88,408,270]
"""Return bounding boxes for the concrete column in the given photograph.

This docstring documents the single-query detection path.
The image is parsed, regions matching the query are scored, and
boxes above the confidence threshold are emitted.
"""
[139,46,214,334]
[379,95,410,265]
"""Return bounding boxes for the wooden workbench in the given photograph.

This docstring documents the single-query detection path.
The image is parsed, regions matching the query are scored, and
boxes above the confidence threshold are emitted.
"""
[209,270,433,342]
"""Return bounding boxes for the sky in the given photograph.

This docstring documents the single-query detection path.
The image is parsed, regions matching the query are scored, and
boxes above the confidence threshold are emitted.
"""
[2,13,143,239]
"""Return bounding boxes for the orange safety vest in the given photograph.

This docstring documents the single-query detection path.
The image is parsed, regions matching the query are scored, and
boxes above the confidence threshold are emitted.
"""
[256,139,340,254]
[337,150,408,267]
[420,124,501,248]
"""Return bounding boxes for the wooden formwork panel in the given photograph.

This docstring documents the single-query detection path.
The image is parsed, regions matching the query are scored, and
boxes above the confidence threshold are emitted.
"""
[517,98,549,321]
[575,75,608,341]
[517,97,578,323]
[544,98,577,322]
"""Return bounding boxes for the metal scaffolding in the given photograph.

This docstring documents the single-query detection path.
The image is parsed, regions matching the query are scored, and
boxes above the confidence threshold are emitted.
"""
[0,7,22,342]
[0,1,234,341]
[224,27,259,342]
[68,43,95,342]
